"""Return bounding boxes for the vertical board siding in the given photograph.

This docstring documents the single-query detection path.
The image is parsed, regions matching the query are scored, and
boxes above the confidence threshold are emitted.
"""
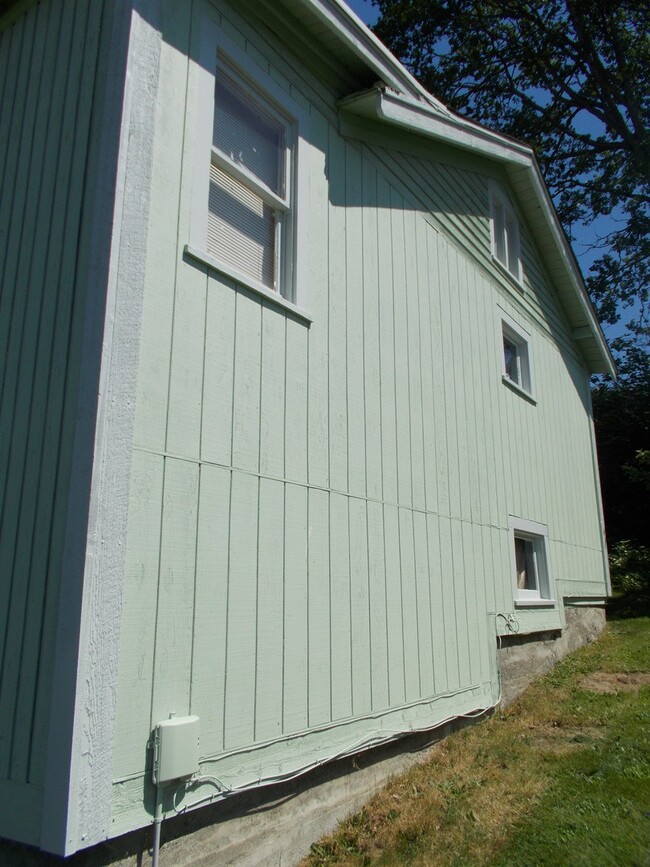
[223,471,258,749]
[254,477,285,741]
[0,0,105,787]
[327,126,348,494]
[191,464,231,749]
[112,0,608,830]
[307,487,331,727]
[349,497,371,715]
[282,483,309,733]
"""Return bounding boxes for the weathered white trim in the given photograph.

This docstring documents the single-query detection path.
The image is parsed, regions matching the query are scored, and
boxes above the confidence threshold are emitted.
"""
[522,166,615,375]
[489,179,523,285]
[563,596,607,607]
[509,516,548,538]
[42,2,162,855]
[585,385,612,597]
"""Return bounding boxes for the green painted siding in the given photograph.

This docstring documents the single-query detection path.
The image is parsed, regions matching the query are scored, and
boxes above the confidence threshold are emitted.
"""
[0,0,106,798]
[110,0,608,836]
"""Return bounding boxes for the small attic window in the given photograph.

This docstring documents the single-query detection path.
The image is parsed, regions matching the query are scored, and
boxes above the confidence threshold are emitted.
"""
[490,183,522,283]
[499,309,535,401]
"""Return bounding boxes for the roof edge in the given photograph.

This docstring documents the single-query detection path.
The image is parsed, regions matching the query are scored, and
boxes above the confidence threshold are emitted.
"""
[298,0,452,116]
[340,86,533,165]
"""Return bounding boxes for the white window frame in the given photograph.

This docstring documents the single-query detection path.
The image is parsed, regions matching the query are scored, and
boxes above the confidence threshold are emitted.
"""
[499,309,535,401]
[509,516,555,606]
[186,17,310,320]
[489,181,522,285]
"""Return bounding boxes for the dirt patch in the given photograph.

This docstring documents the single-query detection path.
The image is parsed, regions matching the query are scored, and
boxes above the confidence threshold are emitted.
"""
[579,671,650,694]
[526,725,605,754]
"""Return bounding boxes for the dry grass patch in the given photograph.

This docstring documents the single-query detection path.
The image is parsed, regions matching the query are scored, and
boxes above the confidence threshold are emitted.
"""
[304,619,650,867]
[304,706,559,866]
[579,670,650,693]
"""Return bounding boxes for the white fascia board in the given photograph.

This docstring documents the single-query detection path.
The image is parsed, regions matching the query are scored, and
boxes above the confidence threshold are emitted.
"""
[522,166,616,376]
[340,87,615,376]
[340,87,532,165]
[298,0,451,115]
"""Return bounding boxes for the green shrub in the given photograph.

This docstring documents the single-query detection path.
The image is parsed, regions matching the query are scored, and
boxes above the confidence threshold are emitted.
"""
[609,540,650,596]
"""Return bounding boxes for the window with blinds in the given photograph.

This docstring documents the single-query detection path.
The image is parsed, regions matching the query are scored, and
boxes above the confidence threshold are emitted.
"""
[208,67,293,296]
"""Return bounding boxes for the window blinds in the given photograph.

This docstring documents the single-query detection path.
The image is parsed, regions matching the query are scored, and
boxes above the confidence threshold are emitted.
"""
[213,73,285,196]
[208,163,277,289]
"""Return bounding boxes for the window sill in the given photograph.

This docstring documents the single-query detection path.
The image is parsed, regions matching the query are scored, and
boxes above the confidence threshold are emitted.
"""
[502,375,536,404]
[514,598,556,608]
[492,254,525,294]
[184,244,313,324]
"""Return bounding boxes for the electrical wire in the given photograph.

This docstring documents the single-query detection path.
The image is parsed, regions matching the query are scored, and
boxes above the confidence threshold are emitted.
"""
[171,702,499,814]
[166,618,520,819]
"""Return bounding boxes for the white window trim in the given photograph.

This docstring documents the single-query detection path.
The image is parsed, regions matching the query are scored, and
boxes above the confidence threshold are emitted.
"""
[187,16,310,316]
[498,308,536,402]
[489,180,523,287]
[508,516,555,606]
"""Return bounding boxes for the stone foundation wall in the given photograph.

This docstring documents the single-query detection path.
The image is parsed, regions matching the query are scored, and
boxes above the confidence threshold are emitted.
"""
[497,606,607,706]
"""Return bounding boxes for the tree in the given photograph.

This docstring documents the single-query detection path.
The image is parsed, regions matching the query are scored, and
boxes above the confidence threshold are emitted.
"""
[592,367,650,548]
[592,368,650,609]
[372,0,649,370]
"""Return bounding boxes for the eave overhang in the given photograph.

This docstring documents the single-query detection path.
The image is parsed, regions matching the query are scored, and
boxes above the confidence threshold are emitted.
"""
[339,86,616,377]
[277,0,452,114]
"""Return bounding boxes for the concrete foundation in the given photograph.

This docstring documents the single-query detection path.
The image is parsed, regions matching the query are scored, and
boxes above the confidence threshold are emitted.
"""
[0,606,606,867]
[497,606,607,705]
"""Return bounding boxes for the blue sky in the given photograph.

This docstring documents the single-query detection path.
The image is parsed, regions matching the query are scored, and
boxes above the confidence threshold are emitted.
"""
[345,0,379,25]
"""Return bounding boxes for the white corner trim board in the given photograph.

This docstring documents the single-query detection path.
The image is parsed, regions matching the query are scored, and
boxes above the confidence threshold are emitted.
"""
[41,7,162,856]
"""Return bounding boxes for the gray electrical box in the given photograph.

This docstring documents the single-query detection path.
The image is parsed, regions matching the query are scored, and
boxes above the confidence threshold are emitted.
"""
[152,715,200,785]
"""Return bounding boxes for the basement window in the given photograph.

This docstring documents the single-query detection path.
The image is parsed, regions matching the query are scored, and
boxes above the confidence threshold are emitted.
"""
[509,517,555,606]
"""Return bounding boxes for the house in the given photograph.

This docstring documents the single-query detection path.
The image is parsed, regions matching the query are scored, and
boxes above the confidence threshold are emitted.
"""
[0,0,614,860]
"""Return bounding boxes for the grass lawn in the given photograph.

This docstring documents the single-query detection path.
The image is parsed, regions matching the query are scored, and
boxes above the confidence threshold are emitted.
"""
[303,618,650,867]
